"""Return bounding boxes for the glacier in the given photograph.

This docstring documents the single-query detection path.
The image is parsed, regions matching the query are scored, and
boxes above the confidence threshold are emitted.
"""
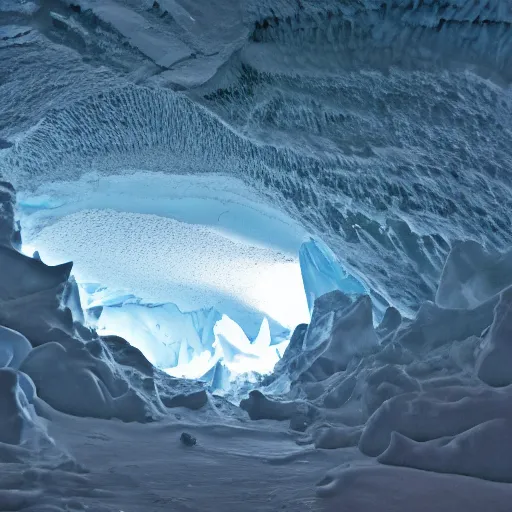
[1,0,512,510]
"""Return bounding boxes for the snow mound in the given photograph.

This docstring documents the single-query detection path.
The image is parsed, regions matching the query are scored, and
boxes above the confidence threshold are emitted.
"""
[0,368,37,445]
[316,464,512,511]
[0,326,32,369]
[20,340,157,422]
[436,240,512,309]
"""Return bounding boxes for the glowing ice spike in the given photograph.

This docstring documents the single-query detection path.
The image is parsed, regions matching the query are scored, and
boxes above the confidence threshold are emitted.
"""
[213,315,283,376]
[251,317,271,350]
[211,361,231,393]
[213,315,254,361]
[299,237,367,314]
[164,350,217,380]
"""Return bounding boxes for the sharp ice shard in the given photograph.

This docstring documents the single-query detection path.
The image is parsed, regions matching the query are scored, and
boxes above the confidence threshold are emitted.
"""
[299,238,367,315]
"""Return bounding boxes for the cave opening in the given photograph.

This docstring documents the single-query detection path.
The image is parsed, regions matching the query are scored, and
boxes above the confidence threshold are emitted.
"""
[16,170,366,397]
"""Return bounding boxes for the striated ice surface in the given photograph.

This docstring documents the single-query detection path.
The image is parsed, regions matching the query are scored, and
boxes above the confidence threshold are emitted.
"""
[2,3,511,314]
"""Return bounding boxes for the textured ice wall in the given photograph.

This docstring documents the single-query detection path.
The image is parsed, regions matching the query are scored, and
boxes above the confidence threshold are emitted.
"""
[1,0,512,315]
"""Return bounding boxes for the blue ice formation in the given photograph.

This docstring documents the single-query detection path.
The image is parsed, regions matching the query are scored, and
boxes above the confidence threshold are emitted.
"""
[92,300,221,370]
[299,238,367,315]
[200,361,231,394]
[86,288,289,392]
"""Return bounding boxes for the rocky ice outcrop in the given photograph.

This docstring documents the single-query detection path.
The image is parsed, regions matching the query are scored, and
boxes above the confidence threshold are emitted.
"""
[20,340,157,422]
[0,183,210,427]
[436,240,512,309]
[476,285,512,387]
[248,236,512,489]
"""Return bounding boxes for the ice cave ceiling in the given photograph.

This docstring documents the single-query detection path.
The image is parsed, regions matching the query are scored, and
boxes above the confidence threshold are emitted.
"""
[1,0,511,321]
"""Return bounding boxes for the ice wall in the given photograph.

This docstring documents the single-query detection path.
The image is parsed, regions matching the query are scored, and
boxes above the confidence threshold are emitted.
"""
[85,293,289,392]
[17,173,310,338]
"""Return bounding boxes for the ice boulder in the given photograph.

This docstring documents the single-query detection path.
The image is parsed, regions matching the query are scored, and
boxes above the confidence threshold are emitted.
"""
[161,390,208,410]
[313,425,362,449]
[240,389,316,423]
[20,339,158,422]
[264,323,308,387]
[300,291,379,379]
[394,298,496,354]
[436,241,512,309]
[363,364,420,416]
[302,290,353,351]
[102,335,155,376]
[476,285,512,387]
[375,307,402,342]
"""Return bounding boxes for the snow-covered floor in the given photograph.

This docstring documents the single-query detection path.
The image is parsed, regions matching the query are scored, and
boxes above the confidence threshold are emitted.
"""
[43,408,345,512]
[6,403,512,512]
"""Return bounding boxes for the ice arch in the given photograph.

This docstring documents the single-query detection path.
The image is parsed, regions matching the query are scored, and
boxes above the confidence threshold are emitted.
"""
[18,171,367,390]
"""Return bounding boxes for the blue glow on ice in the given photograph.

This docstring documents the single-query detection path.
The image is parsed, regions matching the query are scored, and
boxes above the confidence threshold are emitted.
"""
[18,173,369,390]
[299,237,367,314]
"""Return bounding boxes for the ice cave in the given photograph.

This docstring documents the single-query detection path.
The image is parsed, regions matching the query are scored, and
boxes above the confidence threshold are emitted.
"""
[1,0,512,510]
